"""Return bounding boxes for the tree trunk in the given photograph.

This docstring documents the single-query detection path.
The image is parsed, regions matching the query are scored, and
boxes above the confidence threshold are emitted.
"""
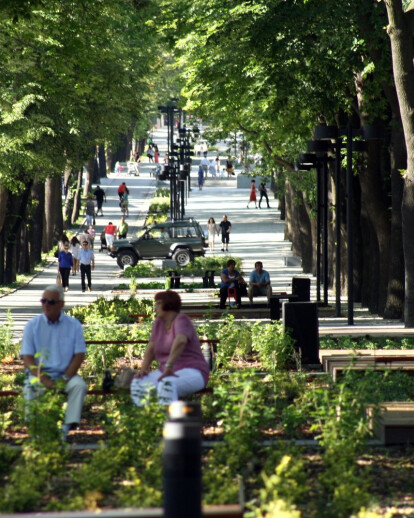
[71,169,83,225]
[18,220,30,274]
[356,0,405,318]
[284,180,294,242]
[84,149,95,196]
[43,176,63,252]
[384,121,405,318]
[98,144,107,179]
[4,184,32,284]
[384,1,414,326]
[284,182,314,272]
[358,141,391,314]
[28,180,45,269]
[0,184,8,233]
[106,145,113,175]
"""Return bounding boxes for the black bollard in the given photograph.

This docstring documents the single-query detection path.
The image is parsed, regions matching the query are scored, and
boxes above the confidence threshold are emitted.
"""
[292,277,311,302]
[283,302,320,364]
[163,401,202,518]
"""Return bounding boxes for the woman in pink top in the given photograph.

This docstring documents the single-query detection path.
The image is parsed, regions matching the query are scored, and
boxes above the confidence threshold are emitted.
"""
[131,291,209,406]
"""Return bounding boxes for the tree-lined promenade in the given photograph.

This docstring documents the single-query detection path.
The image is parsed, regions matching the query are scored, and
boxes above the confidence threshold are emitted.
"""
[3,0,414,325]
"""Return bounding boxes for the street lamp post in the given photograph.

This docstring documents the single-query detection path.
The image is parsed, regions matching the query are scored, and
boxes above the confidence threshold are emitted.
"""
[298,146,331,307]
[313,124,383,325]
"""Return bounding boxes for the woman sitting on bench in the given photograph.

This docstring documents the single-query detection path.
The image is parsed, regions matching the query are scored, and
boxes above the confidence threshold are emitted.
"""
[219,259,246,309]
[130,291,210,406]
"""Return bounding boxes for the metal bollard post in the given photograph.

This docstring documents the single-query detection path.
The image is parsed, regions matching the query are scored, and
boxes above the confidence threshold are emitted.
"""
[208,270,216,288]
[163,401,202,518]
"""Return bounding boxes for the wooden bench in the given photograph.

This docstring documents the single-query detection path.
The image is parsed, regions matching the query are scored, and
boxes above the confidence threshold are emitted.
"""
[367,402,414,445]
[9,505,243,518]
[0,386,214,399]
[319,349,414,381]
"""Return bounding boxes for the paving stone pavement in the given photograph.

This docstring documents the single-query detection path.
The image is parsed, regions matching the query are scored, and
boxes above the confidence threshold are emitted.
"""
[0,127,411,341]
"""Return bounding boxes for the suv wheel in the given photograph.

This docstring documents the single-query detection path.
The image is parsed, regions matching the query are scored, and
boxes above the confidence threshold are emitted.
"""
[172,248,193,266]
[117,250,138,269]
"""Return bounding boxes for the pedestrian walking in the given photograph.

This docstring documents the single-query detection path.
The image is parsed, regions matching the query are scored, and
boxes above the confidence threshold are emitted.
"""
[104,221,117,248]
[219,214,232,252]
[226,158,235,178]
[70,236,81,275]
[88,225,96,249]
[79,228,93,248]
[78,241,95,292]
[215,155,220,175]
[209,159,217,177]
[115,161,121,174]
[118,182,127,201]
[120,187,130,216]
[206,217,220,252]
[247,180,258,208]
[259,182,271,208]
[58,232,70,252]
[84,197,96,225]
[200,155,209,178]
[198,166,204,190]
[93,185,106,216]
[117,216,129,239]
[58,242,73,292]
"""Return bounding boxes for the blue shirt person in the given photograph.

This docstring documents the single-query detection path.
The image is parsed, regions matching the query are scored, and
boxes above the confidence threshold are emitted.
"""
[248,261,272,304]
[219,259,244,309]
[20,285,87,438]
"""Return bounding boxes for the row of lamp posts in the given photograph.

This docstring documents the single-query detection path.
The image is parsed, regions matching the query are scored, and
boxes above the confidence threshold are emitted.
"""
[297,124,383,325]
[158,102,196,221]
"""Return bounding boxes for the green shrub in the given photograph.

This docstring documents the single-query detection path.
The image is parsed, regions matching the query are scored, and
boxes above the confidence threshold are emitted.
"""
[67,295,154,324]
[0,310,18,361]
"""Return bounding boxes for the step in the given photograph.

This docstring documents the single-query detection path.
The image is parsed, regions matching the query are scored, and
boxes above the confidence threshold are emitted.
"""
[367,402,414,445]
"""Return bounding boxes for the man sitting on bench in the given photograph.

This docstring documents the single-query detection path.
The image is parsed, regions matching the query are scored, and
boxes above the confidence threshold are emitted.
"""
[20,284,87,441]
[248,261,272,306]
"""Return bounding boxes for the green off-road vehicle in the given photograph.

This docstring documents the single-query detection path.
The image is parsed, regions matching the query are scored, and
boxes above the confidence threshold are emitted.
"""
[110,218,207,269]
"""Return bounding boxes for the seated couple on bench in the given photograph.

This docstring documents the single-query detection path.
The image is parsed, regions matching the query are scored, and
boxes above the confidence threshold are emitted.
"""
[21,286,210,440]
[219,260,272,308]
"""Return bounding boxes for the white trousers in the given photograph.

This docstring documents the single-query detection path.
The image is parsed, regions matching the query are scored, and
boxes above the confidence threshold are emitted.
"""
[105,233,114,248]
[23,374,87,425]
[130,368,205,407]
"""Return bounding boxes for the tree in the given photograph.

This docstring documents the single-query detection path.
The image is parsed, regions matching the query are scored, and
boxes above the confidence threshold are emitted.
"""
[384,0,414,325]
[0,0,166,283]
[160,0,408,319]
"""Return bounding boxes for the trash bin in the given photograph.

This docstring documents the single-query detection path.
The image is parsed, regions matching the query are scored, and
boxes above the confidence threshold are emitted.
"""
[202,270,215,288]
[167,270,181,289]
[283,302,320,365]
[292,277,311,302]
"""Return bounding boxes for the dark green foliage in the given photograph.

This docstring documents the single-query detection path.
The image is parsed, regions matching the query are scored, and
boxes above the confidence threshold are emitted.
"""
[67,295,154,324]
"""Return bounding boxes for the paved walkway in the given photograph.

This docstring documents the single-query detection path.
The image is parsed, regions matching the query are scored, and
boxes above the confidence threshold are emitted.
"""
[1,126,411,341]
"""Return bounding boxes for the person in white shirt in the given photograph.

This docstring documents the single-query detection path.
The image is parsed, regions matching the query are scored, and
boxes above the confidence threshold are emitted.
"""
[78,241,95,292]
[208,160,217,177]
[20,285,87,440]
[200,155,209,178]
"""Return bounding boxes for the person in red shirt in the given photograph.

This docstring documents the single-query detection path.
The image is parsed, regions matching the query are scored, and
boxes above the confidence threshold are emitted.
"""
[118,182,127,201]
[104,221,117,248]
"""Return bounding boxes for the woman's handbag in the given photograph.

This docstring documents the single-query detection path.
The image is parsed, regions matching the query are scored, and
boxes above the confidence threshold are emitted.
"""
[114,368,135,389]
[56,272,62,286]
[239,281,248,297]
